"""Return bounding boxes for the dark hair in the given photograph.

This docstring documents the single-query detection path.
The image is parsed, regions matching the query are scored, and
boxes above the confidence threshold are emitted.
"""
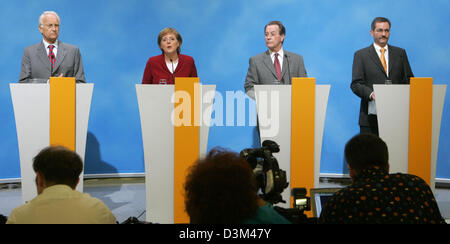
[265,20,286,36]
[371,17,391,30]
[184,148,259,224]
[33,146,83,188]
[344,134,389,174]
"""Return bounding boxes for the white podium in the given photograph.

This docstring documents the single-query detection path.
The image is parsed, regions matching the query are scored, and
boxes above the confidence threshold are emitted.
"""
[136,81,215,223]
[10,82,93,202]
[374,79,446,190]
[255,78,330,209]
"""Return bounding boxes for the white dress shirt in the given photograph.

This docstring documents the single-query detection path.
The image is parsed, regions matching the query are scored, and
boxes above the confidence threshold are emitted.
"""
[43,39,59,57]
[166,58,178,74]
[368,43,390,115]
[373,43,389,76]
[269,48,284,71]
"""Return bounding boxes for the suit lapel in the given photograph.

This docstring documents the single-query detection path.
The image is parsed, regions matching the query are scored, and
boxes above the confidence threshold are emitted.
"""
[159,54,172,74]
[262,50,278,80]
[53,41,66,75]
[37,42,51,72]
[388,45,394,76]
[368,45,387,77]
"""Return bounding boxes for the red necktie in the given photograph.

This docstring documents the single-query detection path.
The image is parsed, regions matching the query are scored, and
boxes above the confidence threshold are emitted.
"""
[274,53,282,81]
[48,45,56,69]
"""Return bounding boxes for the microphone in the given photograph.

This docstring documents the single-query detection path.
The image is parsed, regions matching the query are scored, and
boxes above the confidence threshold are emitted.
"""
[284,54,291,85]
[170,59,175,83]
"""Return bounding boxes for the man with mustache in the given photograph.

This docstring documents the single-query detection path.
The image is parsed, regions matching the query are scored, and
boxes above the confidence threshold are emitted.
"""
[351,17,413,135]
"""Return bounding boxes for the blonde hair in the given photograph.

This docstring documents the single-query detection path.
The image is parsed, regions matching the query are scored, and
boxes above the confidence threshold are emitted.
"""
[157,27,182,54]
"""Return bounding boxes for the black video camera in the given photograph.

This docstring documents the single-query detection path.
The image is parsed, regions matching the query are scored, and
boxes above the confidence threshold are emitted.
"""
[241,141,316,224]
[240,140,289,204]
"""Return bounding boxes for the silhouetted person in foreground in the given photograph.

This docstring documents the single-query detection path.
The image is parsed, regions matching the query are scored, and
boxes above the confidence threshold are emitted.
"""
[7,146,116,224]
[320,134,445,224]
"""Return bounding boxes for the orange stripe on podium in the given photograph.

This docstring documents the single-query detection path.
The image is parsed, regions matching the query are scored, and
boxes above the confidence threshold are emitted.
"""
[408,77,433,184]
[50,77,76,151]
[174,77,200,223]
[291,78,315,211]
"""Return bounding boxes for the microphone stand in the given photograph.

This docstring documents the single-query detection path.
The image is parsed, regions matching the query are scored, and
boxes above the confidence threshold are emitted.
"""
[170,59,175,83]
[284,54,291,84]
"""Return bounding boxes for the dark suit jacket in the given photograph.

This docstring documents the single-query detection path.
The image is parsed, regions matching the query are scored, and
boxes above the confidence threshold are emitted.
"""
[351,44,413,126]
[19,41,86,83]
[244,50,307,99]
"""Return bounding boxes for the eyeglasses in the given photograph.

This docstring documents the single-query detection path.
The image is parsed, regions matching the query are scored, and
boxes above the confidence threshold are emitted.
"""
[42,24,60,29]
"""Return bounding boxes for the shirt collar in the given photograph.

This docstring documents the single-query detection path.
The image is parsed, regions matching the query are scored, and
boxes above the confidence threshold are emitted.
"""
[269,48,284,58]
[373,43,388,53]
[43,39,59,49]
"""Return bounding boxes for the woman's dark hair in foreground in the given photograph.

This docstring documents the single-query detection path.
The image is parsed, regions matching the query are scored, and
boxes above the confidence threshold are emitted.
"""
[184,148,259,224]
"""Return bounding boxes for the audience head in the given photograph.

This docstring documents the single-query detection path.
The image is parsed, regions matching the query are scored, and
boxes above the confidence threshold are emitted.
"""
[184,148,259,224]
[33,146,83,194]
[344,134,389,179]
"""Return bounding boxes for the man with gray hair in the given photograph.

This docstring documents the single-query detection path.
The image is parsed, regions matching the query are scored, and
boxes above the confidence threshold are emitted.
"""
[19,11,86,83]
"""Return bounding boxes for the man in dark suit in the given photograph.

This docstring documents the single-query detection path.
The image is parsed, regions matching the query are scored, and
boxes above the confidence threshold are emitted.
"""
[351,17,413,135]
[19,11,86,83]
[244,21,307,99]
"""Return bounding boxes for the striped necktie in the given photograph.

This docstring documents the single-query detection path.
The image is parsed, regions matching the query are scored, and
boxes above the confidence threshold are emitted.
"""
[48,45,56,70]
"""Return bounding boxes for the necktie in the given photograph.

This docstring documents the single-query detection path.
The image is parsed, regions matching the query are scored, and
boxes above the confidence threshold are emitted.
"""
[380,48,387,74]
[274,53,282,81]
[48,45,56,70]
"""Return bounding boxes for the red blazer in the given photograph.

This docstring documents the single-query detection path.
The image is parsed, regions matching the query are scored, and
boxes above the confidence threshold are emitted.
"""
[142,54,198,84]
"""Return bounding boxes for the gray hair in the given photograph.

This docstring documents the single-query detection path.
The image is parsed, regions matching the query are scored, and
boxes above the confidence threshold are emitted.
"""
[39,11,60,26]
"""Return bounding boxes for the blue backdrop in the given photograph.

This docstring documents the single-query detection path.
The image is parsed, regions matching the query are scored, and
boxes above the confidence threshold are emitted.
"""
[0,0,449,180]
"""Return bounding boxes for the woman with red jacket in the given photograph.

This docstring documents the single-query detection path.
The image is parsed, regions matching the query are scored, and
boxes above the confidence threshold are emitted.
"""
[142,27,197,84]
